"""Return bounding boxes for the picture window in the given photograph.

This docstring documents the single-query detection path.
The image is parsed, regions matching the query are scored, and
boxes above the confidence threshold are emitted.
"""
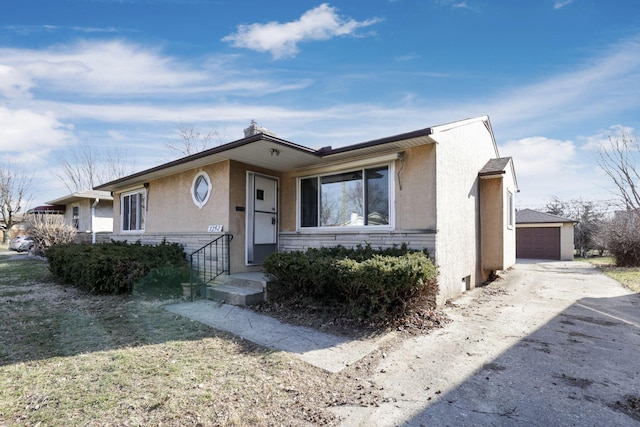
[299,165,390,228]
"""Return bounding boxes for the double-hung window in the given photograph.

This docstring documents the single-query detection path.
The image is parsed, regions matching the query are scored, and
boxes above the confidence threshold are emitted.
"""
[72,206,80,229]
[507,190,514,229]
[299,165,391,228]
[121,189,146,232]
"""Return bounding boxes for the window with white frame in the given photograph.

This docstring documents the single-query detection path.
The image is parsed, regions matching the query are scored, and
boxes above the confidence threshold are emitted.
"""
[507,190,514,228]
[72,206,80,229]
[299,165,391,228]
[191,171,212,209]
[121,189,146,232]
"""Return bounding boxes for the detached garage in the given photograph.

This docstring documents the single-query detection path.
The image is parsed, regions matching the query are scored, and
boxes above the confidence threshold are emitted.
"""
[516,209,576,260]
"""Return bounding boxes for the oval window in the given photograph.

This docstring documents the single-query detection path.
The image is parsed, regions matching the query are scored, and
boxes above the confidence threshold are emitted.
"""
[191,171,211,208]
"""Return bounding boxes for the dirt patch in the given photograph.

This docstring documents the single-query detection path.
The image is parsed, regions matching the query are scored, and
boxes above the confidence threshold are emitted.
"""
[552,373,593,389]
[251,298,450,339]
[613,396,640,421]
[560,313,620,327]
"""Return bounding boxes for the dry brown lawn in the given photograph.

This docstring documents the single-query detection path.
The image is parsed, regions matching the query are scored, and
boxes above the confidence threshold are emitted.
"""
[0,249,383,426]
[579,256,640,292]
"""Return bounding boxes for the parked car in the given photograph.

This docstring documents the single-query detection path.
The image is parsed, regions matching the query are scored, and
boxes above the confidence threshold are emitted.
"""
[9,235,34,252]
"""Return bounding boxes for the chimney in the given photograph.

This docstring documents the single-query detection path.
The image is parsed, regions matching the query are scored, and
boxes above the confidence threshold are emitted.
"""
[244,120,276,138]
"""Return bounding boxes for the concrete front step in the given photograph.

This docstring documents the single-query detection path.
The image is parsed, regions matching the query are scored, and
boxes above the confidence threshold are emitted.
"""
[206,284,265,306]
[206,272,269,306]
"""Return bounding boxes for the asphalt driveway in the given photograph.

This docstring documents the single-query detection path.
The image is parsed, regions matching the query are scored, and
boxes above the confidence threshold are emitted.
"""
[335,261,640,426]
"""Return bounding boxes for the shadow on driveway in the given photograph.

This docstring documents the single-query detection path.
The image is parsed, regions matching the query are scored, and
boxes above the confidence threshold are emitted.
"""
[408,292,640,426]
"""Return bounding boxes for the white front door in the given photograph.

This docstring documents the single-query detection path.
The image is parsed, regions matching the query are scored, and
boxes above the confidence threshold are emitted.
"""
[246,172,278,265]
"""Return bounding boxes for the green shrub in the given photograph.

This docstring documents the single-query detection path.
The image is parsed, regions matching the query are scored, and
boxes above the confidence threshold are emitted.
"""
[46,240,188,295]
[263,245,437,323]
[133,265,190,299]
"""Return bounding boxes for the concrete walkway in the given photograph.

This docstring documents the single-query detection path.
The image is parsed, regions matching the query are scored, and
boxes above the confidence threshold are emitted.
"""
[163,300,391,373]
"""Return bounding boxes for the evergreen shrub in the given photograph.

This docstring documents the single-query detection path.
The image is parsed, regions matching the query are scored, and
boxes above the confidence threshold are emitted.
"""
[263,245,438,323]
[46,240,188,295]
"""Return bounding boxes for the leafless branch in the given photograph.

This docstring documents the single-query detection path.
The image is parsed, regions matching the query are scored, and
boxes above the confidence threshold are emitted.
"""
[597,132,640,211]
[167,122,226,157]
[56,144,133,193]
[0,161,34,243]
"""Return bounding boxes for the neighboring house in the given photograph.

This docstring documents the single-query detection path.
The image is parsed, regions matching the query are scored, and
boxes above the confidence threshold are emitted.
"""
[516,209,576,261]
[96,116,518,304]
[45,190,114,244]
[1,215,26,243]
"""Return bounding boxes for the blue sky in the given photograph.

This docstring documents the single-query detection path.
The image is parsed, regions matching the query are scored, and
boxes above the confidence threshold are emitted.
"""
[2,0,640,209]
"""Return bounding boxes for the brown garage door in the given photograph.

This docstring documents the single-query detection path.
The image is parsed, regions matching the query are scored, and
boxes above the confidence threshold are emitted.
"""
[516,227,561,260]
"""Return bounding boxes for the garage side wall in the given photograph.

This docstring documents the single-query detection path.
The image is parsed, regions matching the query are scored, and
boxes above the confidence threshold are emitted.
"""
[560,223,575,261]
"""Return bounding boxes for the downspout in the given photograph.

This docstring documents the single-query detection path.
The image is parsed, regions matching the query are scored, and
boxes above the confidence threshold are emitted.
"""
[91,198,100,244]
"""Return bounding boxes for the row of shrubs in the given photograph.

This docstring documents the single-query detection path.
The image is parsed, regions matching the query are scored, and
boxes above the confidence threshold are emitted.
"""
[263,245,438,323]
[46,240,189,295]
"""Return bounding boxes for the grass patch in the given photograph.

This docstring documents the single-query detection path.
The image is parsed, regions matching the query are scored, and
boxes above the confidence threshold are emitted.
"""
[577,256,640,293]
[0,257,53,285]
[598,267,640,293]
[0,250,381,426]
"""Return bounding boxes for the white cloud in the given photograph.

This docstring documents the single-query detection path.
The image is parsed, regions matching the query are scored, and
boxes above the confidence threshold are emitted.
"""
[501,136,576,176]
[395,53,420,62]
[581,125,635,151]
[499,135,618,207]
[0,64,34,98]
[500,136,582,207]
[71,26,123,33]
[0,41,311,98]
[0,106,74,161]
[222,3,381,59]
[0,40,208,97]
[554,0,575,10]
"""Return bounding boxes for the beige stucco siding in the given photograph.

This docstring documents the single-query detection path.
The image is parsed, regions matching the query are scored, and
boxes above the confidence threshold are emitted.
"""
[279,170,298,232]
[480,161,517,272]
[432,119,500,304]
[395,144,437,230]
[480,177,504,269]
[145,162,230,233]
[560,223,574,260]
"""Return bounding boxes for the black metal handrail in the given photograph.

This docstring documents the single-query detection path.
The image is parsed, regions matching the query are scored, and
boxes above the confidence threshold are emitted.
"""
[188,233,233,301]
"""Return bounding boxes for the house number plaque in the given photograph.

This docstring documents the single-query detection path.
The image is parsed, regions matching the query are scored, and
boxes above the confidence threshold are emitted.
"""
[207,225,223,233]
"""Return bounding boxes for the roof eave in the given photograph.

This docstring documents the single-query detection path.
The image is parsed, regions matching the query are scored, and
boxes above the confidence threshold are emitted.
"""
[95,133,321,192]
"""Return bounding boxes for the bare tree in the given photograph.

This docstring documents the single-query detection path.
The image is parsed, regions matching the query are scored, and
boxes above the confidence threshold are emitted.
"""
[0,162,34,244]
[26,214,76,256]
[545,197,607,257]
[544,198,566,216]
[597,211,640,266]
[56,144,133,192]
[598,132,640,210]
[167,122,226,157]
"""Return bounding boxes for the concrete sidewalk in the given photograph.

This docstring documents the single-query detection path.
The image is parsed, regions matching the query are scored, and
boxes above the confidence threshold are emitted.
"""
[163,300,391,373]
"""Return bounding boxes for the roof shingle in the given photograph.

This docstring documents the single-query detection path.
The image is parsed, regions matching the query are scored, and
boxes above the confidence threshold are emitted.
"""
[516,208,576,224]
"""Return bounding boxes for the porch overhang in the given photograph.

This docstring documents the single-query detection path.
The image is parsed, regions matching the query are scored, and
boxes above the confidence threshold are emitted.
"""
[46,190,114,205]
[95,128,436,192]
